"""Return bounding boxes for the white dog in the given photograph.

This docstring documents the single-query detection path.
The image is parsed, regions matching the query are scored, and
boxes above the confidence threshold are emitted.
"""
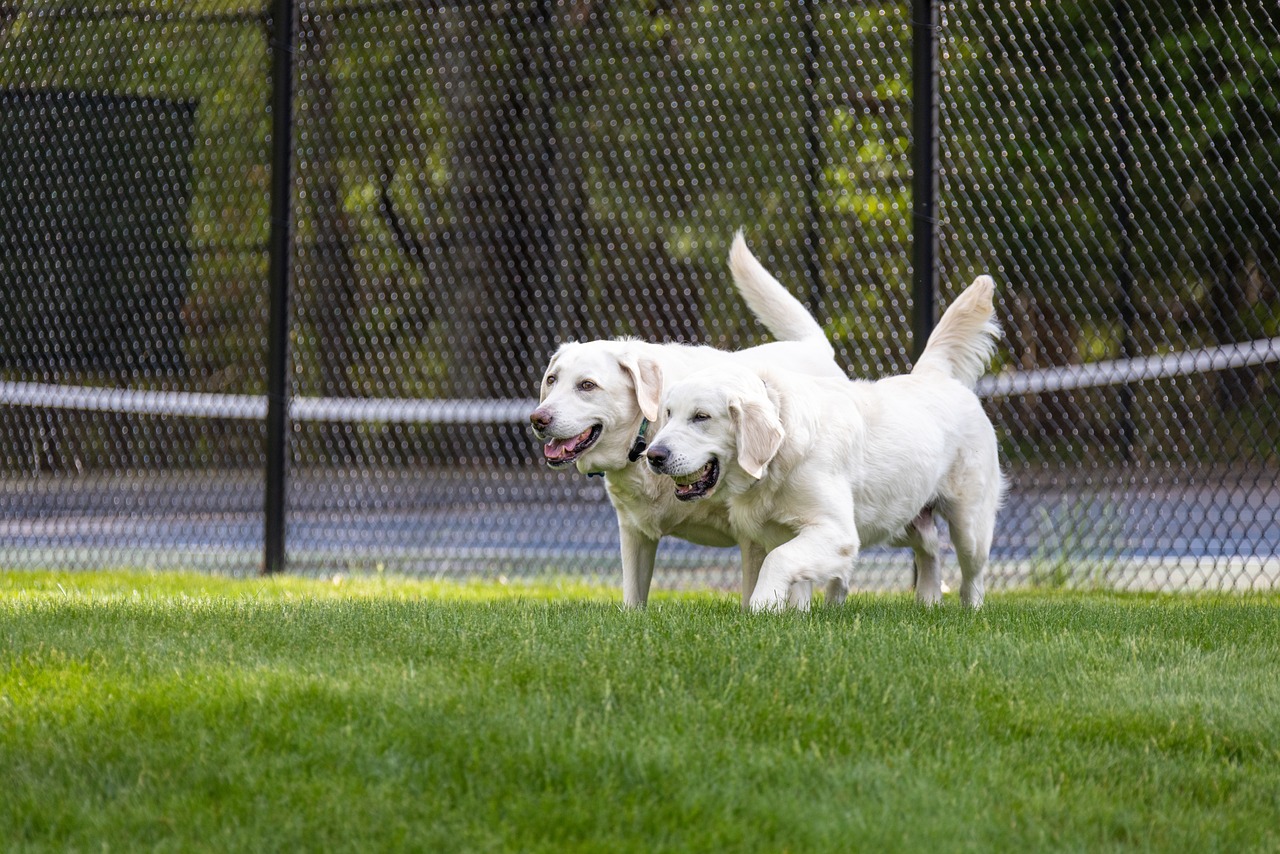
[529,234,845,607]
[644,275,1004,611]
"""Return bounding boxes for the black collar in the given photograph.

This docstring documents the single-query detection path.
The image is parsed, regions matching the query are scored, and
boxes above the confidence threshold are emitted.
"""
[627,417,652,462]
[586,418,651,478]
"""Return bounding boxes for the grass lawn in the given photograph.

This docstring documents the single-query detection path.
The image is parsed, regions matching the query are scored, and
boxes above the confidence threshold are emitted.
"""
[2,569,1278,852]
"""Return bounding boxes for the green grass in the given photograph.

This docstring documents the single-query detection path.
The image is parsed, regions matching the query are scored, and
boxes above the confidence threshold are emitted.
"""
[2,571,1279,852]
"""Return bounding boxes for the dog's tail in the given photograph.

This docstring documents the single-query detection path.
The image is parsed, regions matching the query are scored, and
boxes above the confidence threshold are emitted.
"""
[912,275,1001,389]
[729,231,834,357]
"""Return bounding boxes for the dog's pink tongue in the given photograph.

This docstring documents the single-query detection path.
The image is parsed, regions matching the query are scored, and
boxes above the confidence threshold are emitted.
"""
[544,438,573,462]
[544,427,591,462]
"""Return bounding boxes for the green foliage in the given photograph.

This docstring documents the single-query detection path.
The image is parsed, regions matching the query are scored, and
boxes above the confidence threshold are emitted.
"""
[3,569,1280,851]
[1,5,271,391]
[2,2,1276,466]
[0,2,918,390]
[942,0,1280,328]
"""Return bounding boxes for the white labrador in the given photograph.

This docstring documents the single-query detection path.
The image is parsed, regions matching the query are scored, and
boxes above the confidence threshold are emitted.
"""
[529,234,845,607]
[645,275,1005,611]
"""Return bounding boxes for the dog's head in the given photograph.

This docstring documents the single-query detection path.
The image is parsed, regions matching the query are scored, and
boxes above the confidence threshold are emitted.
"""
[644,366,784,501]
[528,341,662,474]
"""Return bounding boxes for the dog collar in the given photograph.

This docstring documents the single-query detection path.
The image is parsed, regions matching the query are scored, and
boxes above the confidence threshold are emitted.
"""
[627,417,651,463]
[584,418,651,478]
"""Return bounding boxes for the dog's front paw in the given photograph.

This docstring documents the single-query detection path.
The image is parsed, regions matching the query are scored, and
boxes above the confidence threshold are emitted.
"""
[749,591,790,613]
[959,578,984,610]
[915,587,943,607]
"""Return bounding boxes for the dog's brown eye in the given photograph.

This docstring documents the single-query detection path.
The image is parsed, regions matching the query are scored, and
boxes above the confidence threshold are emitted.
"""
[545,375,556,387]
[692,412,711,423]
[578,380,597,392]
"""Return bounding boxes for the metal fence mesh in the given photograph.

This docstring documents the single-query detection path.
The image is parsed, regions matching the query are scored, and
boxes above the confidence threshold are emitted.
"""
[2,8,270,570]
[1,1,1277,591]
[938,0,1280,588]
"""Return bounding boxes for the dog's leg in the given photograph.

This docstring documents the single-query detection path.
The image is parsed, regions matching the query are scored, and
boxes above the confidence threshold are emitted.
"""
[953,525,990,609]
[750,559,795,612]
[788,580,815,611]
[957,522,993,606]
[750,516,856,613]
[946,500,997,610]
[822,576,849,607]
[825,527,856,607]
[904,509,943,606]
[738,540,765,611]
[619,524,659,608]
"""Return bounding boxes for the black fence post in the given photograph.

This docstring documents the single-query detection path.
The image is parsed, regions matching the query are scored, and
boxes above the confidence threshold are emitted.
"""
[911,0,939,362]
[263,0,297,575]
[801,0,824,317]
[910,0,938,590]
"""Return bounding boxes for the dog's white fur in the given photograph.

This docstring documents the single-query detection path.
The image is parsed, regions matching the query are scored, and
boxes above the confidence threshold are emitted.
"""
[646,275,1005,611]
[529,234,845,607]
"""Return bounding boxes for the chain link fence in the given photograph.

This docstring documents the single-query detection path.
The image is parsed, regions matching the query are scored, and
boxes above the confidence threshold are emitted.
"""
[2,1,1277,591]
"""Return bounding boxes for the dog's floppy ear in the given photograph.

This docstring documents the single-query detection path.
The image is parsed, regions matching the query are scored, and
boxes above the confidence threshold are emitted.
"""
[619,355,662,422]
[730,397,785,480]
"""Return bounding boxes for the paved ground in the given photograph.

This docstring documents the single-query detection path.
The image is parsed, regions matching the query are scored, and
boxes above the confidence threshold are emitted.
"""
[2,465,1277,592]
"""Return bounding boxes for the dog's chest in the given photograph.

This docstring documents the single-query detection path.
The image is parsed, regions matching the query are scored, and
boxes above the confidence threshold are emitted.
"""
[605,468,736,546]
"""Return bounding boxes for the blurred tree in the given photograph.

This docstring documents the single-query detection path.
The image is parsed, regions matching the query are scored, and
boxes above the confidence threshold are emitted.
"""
[296,7,361,398]
[941,0,1279,417]
[2,0,1274,468]
[431,1,562,399]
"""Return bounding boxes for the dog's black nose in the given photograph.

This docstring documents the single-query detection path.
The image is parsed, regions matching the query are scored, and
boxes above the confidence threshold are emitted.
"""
[529,409,553,430]
[645,445,670,467]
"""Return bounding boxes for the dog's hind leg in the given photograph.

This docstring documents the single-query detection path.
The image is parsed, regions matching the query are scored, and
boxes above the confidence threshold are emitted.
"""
[952,521,991,609]
[945,497,997,610]
[903,508,943,606]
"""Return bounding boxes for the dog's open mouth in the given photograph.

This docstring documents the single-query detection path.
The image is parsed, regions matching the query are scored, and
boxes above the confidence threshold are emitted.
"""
[672,458,719,501]
[543,424,601,467]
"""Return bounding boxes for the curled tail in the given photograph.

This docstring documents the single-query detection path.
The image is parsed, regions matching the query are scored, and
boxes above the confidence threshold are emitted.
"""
[912,275,1001,389]
[729,231,834,358]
